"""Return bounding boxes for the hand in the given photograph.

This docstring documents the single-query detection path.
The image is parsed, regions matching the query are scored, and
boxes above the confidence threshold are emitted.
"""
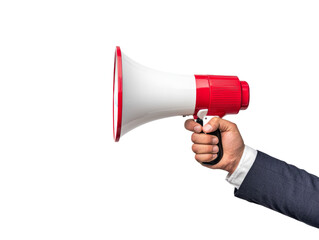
[184,117,245,174]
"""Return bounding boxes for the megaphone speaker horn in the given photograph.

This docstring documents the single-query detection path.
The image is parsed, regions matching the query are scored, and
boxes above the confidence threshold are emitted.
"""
[113,46,249,142]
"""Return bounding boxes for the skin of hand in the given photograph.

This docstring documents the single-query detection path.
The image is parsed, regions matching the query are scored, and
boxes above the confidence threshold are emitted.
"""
[184,117,245,175]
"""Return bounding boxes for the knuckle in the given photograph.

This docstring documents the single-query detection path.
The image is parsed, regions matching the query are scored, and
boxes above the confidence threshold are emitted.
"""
[184,119,192,129]
[211,117,219,123]
[184,121,188,129]
[192,144,198,153]
[191,133,197,143]
[208,117,219,128]
[231,122,238,130]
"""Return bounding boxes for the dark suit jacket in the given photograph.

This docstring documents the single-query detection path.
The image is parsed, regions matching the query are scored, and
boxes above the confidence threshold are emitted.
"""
[235,151,319,228]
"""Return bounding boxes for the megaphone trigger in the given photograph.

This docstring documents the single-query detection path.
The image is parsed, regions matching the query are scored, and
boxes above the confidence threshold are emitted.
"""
[195,110,224,166]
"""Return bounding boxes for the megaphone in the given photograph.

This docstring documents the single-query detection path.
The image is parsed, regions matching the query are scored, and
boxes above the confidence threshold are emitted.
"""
[113,46,250,148]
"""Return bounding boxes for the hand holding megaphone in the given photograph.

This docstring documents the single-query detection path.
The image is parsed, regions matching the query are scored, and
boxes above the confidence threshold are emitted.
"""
[113,46,249,165]
[185,117,245,173]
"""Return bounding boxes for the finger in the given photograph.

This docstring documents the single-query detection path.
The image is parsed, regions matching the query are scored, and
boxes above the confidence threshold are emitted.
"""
[192,144,219,154]
[191,133,219,144]
[195,153,218,163]
[203,117,237,134]
[184,119,202,133]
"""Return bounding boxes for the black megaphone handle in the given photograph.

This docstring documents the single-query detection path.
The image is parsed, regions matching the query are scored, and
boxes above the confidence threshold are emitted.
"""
[195,118,224,166]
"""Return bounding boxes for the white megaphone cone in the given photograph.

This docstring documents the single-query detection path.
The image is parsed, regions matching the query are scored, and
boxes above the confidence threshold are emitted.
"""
[113,46,250,142]
[113,47,196,141]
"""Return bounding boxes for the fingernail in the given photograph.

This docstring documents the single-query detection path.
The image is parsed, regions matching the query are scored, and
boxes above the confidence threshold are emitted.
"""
[194,126,201,133]
[212,137,219,144]
[213,146,219,153]
[203,124,212,133]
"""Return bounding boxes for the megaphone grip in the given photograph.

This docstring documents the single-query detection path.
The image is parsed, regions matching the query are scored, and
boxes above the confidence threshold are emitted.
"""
[195,118,224,166]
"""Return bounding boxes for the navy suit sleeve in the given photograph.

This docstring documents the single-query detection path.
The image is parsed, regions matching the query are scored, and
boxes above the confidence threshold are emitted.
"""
[234,151,319,228]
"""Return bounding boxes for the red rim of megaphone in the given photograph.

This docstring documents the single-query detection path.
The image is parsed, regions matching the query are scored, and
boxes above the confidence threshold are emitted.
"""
[113,46,123,141]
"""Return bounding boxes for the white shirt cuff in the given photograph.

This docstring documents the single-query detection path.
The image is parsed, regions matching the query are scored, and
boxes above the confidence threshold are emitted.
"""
[226,145,257,189]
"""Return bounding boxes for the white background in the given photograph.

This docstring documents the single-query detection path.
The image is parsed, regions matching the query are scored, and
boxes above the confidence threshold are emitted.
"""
[0,0,318,239]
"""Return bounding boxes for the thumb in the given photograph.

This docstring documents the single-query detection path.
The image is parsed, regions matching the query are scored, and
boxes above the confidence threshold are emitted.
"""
[203,117,236,133]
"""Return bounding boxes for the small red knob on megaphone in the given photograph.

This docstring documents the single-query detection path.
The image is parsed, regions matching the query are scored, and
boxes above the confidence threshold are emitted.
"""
[240,81,250,110]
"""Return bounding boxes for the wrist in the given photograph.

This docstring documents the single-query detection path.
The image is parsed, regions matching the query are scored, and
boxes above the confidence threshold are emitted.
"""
[225,146,245,175]
[225,146,258,189]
